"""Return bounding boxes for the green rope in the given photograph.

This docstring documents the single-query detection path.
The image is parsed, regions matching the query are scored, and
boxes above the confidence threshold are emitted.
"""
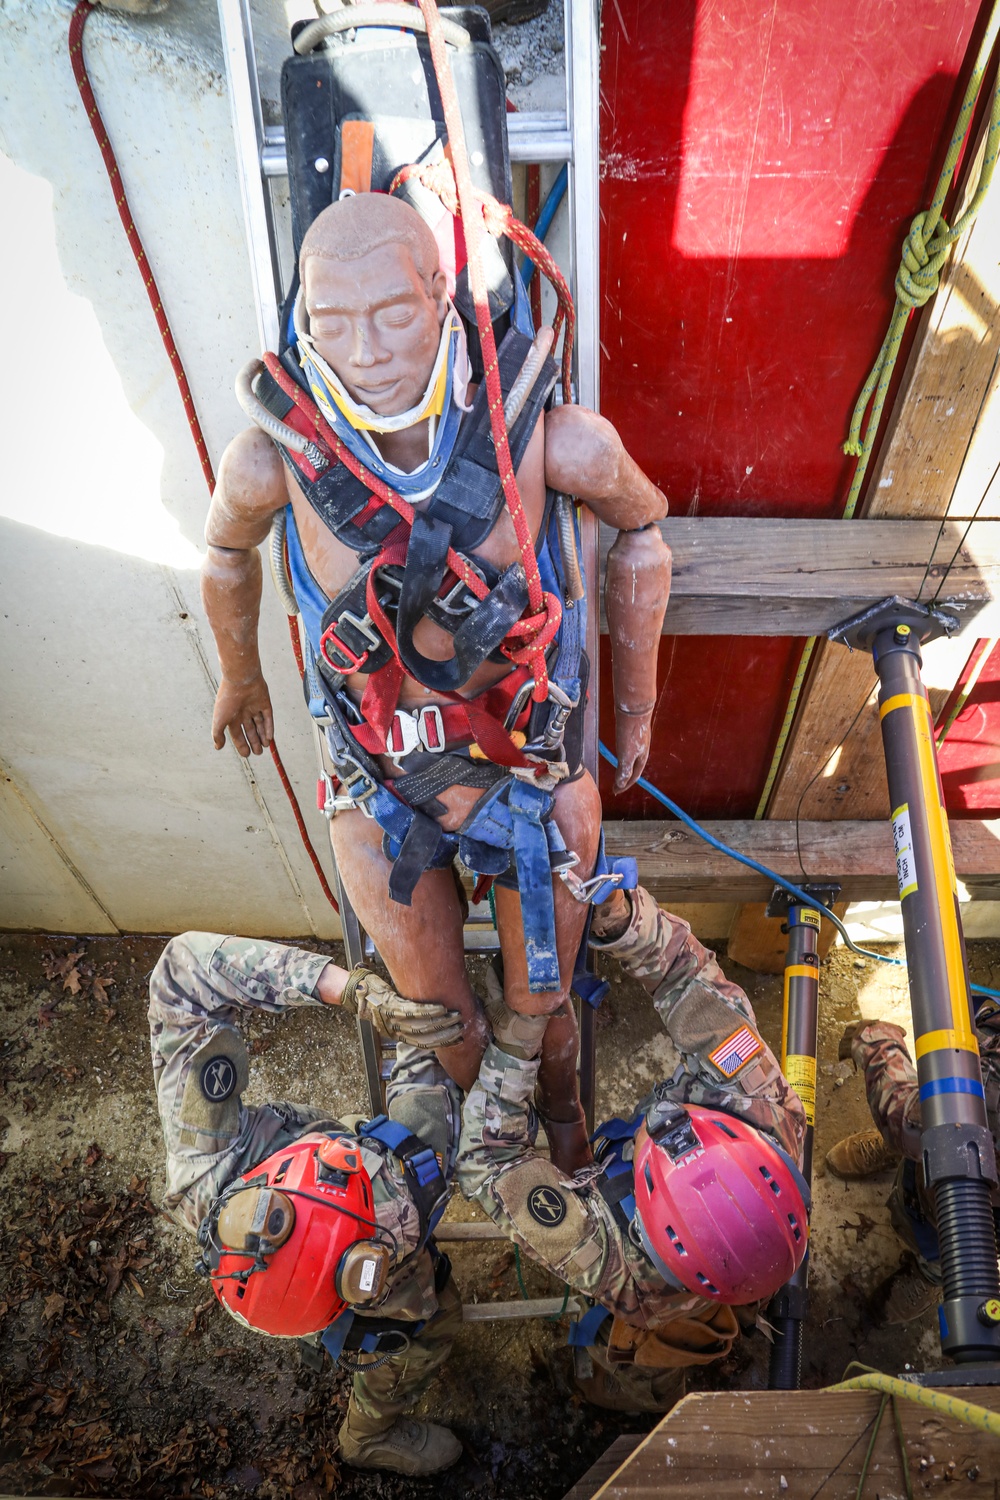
[487,883,497,929]
[841,3,1000,519]
[513,1243,571,1320]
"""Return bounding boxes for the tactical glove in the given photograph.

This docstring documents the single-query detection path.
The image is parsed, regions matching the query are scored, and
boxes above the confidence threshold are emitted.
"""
[482,964,550,1060]
[340,967,464,1048]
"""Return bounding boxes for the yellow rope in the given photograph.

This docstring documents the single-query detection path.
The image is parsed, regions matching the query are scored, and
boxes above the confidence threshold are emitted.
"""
[841,4,1000,519]
[826,1370,1000,1440]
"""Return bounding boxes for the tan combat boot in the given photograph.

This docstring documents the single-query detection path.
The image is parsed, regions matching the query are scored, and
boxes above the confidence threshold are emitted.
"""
[338,1405,462,1476]
[825,1129,899,1180]
[874,1256,942,1325]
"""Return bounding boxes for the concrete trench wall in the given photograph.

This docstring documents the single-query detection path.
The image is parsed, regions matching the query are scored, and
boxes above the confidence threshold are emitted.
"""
[0,0,341,938]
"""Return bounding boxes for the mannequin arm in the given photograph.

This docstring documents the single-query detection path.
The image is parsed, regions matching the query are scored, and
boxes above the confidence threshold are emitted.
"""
[544,406,671,790]
[201,428,287,756]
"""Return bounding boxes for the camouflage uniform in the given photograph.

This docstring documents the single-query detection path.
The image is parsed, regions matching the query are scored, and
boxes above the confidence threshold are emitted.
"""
[850,1015,1000,1278]
[457,887,805,1406]
[149,933,463,1431]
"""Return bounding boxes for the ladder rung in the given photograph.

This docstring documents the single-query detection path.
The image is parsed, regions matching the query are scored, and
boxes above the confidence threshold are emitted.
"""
[260,112,572,179]
[462,1296,582,1322]
[434,1222,507,1241]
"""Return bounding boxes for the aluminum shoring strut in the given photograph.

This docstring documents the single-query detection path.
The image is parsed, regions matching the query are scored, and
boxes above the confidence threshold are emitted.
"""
[830,596,1000,1365]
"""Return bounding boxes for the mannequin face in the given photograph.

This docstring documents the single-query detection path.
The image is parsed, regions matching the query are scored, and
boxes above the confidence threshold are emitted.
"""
[303,241,449,418]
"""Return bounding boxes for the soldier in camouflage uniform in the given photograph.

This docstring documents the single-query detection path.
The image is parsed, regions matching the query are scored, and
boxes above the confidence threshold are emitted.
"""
[829,1009,1000,1323]
[149,932,468,1475]
[457,884,808,1411]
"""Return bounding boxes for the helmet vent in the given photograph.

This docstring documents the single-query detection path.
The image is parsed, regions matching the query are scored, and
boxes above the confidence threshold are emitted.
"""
[273,1157,294,1185]
[787,1212,802,1241]
[715,1121,738,1139]
[643,1162,654,1195]
[696,1272,719,1294]
[759,1165,780,1195]
[665,1224,686,1255]
[236,1283,246,1300]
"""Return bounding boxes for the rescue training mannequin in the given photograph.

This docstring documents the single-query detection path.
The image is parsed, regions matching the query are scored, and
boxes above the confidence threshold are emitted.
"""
[201,193,671,1173]
[823,1012,1000,1325]
[149,932,470,1475]
[458,883,810,1411]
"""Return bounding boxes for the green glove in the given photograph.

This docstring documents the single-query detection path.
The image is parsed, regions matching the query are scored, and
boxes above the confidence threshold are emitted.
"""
[340,967,464,1049]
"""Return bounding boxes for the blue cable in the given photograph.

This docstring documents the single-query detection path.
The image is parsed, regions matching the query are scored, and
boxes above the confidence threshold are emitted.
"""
[521,165,568,289]
[597,741,1000,1004]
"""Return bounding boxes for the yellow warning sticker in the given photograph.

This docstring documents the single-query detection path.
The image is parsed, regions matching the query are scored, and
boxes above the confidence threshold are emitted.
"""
[891,803,918,900]
[784,1053,816,1126]
[799,907,821,929]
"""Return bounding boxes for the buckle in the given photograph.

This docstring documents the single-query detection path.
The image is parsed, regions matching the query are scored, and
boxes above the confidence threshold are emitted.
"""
[558,865,625,904]
[319,611,381,674]
[436,559,487,617]
[387,711,422,758]
[418,705,445,753]
[340,764,377,818]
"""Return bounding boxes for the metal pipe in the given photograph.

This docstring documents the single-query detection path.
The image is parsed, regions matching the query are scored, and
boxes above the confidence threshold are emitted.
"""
[871,618,1000,1361]
[766,891,827,1389]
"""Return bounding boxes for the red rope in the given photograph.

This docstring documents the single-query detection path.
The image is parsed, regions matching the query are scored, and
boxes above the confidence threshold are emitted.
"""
[69,1,338,914]
[417,0,561,700]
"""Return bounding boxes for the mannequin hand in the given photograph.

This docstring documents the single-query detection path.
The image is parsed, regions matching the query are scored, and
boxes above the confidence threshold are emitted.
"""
[838,1019,877,1062]
[341,967,464,1048]
[482,986,549,1060]
[613,709,652,793]
[212,674,274,756]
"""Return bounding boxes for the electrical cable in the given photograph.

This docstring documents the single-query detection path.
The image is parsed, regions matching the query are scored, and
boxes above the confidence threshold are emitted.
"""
[522,165,568,288]
[598,741,1000,1002]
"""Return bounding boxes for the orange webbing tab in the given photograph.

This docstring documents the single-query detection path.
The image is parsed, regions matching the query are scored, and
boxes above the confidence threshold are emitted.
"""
[339,121,375,196]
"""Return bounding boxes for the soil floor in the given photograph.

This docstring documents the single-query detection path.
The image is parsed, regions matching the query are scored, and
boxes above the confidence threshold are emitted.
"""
[2,927,997,1499]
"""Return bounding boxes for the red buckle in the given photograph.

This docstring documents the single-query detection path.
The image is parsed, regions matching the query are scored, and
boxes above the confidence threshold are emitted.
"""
[319,610,380,674]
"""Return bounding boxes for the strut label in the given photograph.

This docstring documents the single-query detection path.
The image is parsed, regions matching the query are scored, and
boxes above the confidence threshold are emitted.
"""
[784,1053,816,1126]
[892,803,918,900]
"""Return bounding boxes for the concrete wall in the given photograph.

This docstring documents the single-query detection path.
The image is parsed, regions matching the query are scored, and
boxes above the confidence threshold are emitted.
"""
[0,0,339,937]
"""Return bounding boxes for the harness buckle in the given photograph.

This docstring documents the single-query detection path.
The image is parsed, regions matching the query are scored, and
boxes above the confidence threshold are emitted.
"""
[417,705,445,753]
[558,865,626,905]
[319,611,381,674]
[387,711,422,758]
[340,764,378,818]
[317,771,363,819]
[436,559,487,618]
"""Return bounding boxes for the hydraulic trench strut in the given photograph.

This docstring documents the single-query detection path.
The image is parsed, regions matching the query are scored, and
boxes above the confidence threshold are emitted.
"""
[765,882,840,1390]
[830,596,1000,1370]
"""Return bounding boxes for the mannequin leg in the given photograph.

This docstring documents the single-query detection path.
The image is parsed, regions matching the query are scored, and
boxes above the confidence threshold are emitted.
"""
[329,810,488,1092]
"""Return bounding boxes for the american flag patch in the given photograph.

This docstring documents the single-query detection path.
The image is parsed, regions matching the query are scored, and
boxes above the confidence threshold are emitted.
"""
[708,1025,764,1078]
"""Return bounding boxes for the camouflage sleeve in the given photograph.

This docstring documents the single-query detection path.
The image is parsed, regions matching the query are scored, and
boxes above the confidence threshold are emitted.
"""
[457,1043,704,1327]
[592,886,806,1165]
[148,933,334,1232]
[851,1021,922,1160]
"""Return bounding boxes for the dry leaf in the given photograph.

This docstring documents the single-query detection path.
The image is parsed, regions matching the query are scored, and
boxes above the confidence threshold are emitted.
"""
[42,1292,65,1322]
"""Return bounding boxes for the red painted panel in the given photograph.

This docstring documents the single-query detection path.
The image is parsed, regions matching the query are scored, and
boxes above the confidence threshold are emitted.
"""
[938,641,1000,817]
[599,0,986,819]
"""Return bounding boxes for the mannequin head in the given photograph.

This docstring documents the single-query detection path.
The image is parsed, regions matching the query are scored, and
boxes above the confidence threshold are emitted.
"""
[299,195,449,418]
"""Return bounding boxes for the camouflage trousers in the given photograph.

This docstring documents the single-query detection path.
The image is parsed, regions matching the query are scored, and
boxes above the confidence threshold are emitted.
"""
[348,1274,463,1434]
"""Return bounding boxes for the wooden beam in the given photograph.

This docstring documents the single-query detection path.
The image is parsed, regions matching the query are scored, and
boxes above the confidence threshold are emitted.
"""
[598,518,1000,636]
[603,817,1000,904]
[589,1388,1000,1500]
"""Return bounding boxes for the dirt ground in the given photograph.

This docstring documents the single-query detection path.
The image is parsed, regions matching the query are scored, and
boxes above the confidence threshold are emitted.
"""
[2,925,996,1499]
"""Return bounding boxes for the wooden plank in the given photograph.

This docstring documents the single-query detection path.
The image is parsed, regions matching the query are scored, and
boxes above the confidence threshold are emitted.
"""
[597,518,1000,637]
[591,1387,1000,1500]
[561,1436,645,1500]
[602,817,1000,904]
[723,901,849,975]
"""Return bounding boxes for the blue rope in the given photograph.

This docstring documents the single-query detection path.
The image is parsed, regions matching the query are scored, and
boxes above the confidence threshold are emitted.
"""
[597,741,1000,1004]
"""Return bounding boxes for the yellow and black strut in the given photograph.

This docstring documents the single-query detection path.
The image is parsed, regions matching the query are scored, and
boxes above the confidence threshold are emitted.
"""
[830,596,1000,1366]
[766,882,839,1390]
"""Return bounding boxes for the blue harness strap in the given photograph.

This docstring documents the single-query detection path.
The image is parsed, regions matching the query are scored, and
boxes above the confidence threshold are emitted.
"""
[567,1303,611,1347]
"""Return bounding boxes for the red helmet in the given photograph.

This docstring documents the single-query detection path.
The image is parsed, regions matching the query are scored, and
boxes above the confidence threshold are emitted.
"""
[197,1133,394,1338]
[632,1098,809,1305]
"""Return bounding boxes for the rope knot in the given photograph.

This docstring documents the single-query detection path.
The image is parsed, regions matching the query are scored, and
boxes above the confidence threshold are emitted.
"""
[894,211,952,309]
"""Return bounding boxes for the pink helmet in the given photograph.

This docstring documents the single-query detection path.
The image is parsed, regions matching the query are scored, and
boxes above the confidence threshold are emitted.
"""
[632,1098,809,1305]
